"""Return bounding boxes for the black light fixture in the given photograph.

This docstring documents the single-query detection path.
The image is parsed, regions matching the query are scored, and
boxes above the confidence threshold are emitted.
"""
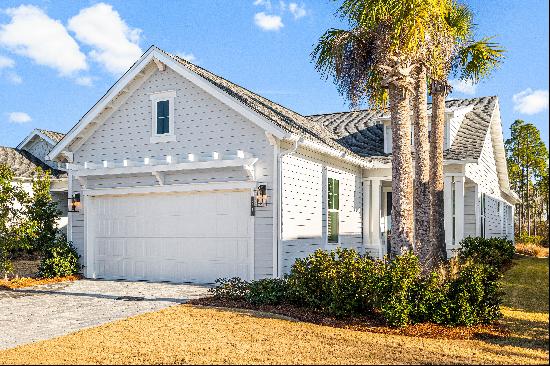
[255,184,268,207]
[68,193,81,213]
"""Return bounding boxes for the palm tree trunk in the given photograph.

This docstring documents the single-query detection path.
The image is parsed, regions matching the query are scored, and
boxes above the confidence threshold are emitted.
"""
[429,81,447,264]
[388,83,415,256]
[412,67,431,268]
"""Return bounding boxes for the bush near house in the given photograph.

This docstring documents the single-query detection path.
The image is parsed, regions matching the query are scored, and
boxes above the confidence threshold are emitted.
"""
[1,165,81,279]
[458,236,515,271]
[210,239,507,327]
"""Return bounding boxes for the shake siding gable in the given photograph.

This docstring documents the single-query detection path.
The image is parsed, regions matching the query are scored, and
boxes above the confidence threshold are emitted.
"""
[22,138,57,169]
[70,65,275,279]
[280,142,362,274]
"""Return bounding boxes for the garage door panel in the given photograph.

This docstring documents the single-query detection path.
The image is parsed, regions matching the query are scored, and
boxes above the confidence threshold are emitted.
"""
[90,190,252,283]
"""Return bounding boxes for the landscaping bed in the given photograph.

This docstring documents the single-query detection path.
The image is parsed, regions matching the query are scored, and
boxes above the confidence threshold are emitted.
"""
[188,297,508,340]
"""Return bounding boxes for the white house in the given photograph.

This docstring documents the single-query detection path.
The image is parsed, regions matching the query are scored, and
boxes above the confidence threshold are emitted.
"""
[0,129,68,231]
[47,46,519,283]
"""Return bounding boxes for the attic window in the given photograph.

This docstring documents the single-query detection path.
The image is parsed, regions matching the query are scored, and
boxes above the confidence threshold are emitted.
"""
[150,90,176,143]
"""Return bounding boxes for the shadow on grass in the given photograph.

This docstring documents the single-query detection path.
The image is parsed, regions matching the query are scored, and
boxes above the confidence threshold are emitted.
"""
[476,316,549,352]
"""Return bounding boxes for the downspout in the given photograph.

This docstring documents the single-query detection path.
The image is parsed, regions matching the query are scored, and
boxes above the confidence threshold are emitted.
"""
[276,136,301,277]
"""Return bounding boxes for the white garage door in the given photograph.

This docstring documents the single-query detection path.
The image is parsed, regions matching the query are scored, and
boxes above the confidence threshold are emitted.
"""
[87,190,253,283]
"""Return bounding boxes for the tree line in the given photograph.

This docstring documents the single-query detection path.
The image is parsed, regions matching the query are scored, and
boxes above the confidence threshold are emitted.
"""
[505,120,549,243]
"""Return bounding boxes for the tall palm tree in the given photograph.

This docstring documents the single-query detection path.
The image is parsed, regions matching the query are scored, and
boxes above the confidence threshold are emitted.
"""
[428,3,504,264]
[313,0,446,257]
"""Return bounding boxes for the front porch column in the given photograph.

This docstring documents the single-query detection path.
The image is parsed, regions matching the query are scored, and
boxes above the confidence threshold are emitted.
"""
[444,176,453,249]
[444,175,465,257]
[362,180,371,246]
[455,175,465,247]
[370,179,382,257]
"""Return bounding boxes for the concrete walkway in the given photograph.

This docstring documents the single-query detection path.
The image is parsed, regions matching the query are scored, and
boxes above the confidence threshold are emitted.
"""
[0,279,209,350]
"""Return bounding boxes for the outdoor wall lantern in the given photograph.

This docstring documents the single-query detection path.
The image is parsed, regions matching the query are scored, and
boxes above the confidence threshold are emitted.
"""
[255,185,268,207]
[68,193,81,213]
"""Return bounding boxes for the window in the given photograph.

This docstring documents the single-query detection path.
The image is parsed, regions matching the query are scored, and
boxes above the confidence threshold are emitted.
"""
[156,100,170,134]
[150,90,176,143]
[480,193,486,238]
[327,177,340,244]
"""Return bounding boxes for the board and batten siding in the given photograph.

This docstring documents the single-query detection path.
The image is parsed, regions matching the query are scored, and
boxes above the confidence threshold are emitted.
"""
[464,118,514,242]
[280,143,362,274]
[69,65,275,279]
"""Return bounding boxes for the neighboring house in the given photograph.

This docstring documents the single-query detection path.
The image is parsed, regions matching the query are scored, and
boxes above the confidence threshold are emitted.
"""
[46,46,519,283]
[0,129,68,231]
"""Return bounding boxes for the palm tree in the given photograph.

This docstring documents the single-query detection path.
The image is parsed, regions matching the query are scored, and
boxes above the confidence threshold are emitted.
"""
[428,3,504,264]
[313,0,446,257]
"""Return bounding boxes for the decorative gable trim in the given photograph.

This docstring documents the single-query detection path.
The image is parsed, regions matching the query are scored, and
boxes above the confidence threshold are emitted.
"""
[16,129,57,151]
[48,46,287,162]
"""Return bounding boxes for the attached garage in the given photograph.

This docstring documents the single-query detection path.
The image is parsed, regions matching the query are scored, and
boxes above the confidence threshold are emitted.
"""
[84,186,254,283]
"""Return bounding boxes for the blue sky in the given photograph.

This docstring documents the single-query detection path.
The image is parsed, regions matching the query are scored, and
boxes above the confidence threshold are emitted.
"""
[0,0,548,148]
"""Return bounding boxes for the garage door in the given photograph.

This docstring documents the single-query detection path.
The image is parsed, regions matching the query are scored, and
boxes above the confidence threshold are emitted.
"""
[87,190,253,283]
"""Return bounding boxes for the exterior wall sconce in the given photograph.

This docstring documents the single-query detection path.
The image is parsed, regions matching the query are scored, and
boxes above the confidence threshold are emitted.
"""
[255,184,268,207]
[68,193,81,213]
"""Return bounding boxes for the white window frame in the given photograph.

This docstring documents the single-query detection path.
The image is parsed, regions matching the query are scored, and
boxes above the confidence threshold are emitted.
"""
[149,90,177,143]
[326,174,340,245]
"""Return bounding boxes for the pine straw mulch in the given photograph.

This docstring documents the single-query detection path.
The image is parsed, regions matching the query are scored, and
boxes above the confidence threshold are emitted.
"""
[189,297,510,341]
[0,275,82,290]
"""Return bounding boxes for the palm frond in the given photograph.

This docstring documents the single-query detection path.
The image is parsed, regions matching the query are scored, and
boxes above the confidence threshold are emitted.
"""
[453,37,505,83]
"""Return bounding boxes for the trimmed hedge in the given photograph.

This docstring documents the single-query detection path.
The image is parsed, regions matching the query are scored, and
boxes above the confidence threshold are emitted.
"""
[211,240,506,327]
[38,234,82,278]
[459,236,515,271]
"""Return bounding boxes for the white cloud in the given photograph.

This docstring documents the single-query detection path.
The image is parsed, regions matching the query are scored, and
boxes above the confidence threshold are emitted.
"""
[176,52,197,64]
[449,79,476,95]
[6,71,22,84]
[254,12,284,31]
[0,55,14,69]
[288,3,307,19]
[8,111,31,123]
[513,88,549,115]
[0,5,87,75]
[254,0,272,10]
[68,3,142,74]
[75,76,93,86]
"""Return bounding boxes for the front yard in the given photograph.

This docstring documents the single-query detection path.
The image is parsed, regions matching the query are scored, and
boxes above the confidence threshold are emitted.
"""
[0,256,548,365]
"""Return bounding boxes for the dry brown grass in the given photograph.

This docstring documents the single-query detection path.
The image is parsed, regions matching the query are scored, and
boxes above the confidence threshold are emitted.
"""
[0,304,547,365]
[0,275,80,290]
[0,257,547,365]
[515,243,549,258]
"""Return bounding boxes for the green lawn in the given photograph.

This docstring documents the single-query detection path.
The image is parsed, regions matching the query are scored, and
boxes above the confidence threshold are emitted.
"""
[501,255,549,313]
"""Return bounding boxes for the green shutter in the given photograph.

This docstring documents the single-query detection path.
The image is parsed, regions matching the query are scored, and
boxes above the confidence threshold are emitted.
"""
[328,211,339,243]
[157,100,169,134]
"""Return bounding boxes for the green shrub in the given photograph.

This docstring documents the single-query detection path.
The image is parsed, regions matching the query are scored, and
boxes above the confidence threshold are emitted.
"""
[287,248,377,317]
[209,277,249,301]
[516,233,546,247]
[446,262,502,325]
[459,236,515,271]
[38,234,82,278]
[246,278,288,305]
[375,252,422,327]
[208,248,505,328]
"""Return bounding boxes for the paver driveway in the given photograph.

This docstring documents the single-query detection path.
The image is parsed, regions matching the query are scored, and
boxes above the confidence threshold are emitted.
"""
[0,279,209,350]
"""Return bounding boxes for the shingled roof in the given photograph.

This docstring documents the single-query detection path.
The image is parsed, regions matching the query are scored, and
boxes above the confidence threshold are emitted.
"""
[0,146,66,179]
[308,96,498,161]
[37,129,65,143]
[158,49,372,163]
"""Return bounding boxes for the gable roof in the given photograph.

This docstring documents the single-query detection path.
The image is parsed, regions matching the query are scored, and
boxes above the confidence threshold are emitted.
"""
[0,146,66,179]
[16,128,66,151]
[49,46,371,165]
[309,96,498,161]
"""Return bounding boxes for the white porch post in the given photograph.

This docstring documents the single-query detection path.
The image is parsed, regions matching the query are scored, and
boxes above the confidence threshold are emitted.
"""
[362,180,371,246]
[455,175,465,247]
[370,179,382,258]
[443,176,453,250]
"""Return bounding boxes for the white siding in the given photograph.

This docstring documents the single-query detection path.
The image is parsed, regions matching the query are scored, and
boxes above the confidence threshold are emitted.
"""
[70,65,275,279]
[280,143,362,273]
[22,138,58,169]
[464,184,477,238]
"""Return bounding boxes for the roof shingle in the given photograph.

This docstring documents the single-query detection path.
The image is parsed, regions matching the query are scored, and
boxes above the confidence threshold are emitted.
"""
[0,146,66,179]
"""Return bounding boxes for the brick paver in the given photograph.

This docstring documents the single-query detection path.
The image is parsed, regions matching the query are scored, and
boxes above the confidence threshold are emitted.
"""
[0,279,209,350]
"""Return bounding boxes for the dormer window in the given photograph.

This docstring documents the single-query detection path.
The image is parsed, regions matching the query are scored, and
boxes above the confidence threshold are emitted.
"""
[150,90,176,143]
